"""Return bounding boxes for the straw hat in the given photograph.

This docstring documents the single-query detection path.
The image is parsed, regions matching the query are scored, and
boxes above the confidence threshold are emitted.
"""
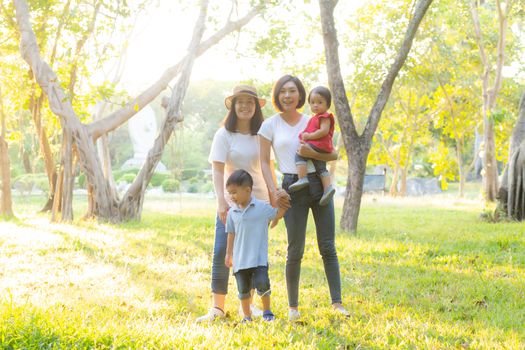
[224,84,266,110]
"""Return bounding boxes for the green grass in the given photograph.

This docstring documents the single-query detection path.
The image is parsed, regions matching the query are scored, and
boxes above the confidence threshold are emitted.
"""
[0,193,524,349]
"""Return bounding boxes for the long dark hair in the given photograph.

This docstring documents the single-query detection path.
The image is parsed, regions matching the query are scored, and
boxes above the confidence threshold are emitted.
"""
[271,74,306,112]
[222,96,264,135]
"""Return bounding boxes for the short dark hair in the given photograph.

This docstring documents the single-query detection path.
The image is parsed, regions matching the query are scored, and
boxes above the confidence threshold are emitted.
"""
[271,74,306,112]
[308,86,332,109]
[222,97,264,135]
[226,169,253,189]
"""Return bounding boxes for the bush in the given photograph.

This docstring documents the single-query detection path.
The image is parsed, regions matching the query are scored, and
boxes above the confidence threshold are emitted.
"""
[200,182,214,193]
[10,166,23,180]
[189,176,200,185]
[13,173,49,194]
[162,179,180,193]
[181,169,199,180]
[187,183,199,193]
[151,173,171,187]
[78,173,86,188]
[118,173,136,184]
[181,169,197,180]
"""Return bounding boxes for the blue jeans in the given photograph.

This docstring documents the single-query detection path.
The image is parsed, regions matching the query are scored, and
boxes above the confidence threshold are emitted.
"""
[234,266,271,300]
[282,173,342,307]
[211,215,230,294]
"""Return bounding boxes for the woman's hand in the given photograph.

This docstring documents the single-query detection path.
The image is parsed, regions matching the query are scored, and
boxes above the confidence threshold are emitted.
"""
[297,141,316,158]
[217,198,229,224]
[298,141,338,161]
[273,188,291,209]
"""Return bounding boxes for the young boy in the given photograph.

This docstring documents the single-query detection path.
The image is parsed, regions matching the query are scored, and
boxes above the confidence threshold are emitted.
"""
[224,169,286,322]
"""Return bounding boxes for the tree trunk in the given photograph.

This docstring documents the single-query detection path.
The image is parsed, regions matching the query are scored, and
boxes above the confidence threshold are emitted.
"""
[470,0,511,201]
[497,92,525,219]
[0,137,12,215]
[0,137,12,217]
[319,0,433,232]
[474,128,483,178]
[0,86,13,217]
[31,92,57,212]
[94,103,117,203]
[389,165,400,196]
[341,152,367,232]
[399,167,408,196]
[456,141,465,198]
[505,141,525,220]
[482,93,499,200]
[60,130,74,221]
[22,150,31,173]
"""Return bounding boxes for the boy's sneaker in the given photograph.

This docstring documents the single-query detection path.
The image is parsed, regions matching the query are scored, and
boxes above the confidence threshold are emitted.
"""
[262,310,275,321]
[319,185,336,206]
[241,316,252,323]
[195,307,225,323]
[238,304,263,317]
[289,177,309,192]
[288,309,300,322]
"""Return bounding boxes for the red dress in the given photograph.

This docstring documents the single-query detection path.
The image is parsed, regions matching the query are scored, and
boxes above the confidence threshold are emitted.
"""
[300,112,335,153]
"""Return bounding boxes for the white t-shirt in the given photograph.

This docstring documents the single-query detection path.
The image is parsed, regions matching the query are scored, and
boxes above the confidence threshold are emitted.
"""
[208,127,269,204]
[258,113,315,174]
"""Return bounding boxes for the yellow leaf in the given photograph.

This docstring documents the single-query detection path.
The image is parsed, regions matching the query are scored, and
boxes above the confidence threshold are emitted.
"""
[133,103,139,112]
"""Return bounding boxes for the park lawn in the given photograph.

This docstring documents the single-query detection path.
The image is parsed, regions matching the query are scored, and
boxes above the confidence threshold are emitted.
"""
[0,195,524,349]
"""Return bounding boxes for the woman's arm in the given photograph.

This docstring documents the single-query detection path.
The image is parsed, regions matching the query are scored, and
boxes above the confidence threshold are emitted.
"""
[259,136,290,208]
[267,160,278,206]
[212,161,229,224]
[260,136,278,196]
[297,142,338,162]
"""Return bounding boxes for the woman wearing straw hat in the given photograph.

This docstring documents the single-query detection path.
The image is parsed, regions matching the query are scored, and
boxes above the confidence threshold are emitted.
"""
[197,85,287,322]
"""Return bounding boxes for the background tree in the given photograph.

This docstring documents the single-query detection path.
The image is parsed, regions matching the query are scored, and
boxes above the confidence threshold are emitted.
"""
[1,0,146,214]
[372,85,433,196]
[470,0,514,201]
[319,0,433,232]
[13,0,265,222]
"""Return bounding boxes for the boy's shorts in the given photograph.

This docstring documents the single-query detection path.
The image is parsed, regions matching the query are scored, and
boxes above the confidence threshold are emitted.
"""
[234,266,271,300]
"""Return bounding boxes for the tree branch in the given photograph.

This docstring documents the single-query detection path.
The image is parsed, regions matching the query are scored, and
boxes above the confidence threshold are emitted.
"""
[88,4,263,140]
[363,0,433,143]
[490,0,511,107]
[470,1,488,68]
[14,0,79,127]
[68,1,101,100]
[49,0,72,68]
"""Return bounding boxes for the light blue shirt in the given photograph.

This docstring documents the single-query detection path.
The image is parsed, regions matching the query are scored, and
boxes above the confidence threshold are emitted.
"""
[226,197,278,273]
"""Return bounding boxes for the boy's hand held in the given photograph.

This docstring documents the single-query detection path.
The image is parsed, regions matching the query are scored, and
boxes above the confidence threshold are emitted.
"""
[270,218,279,228]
